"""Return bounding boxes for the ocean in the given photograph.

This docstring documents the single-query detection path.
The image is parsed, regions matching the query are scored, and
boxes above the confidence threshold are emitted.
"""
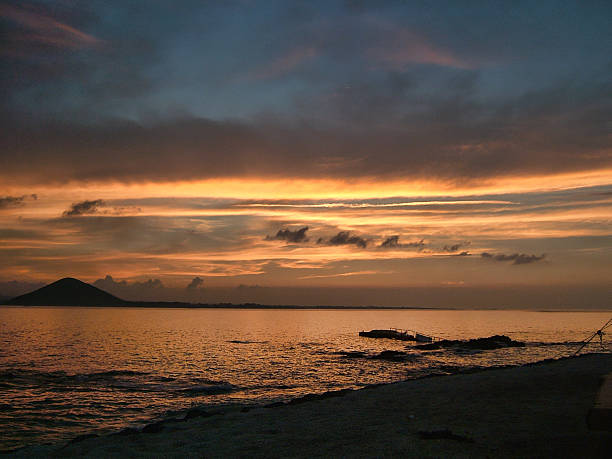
[1,307,610,450]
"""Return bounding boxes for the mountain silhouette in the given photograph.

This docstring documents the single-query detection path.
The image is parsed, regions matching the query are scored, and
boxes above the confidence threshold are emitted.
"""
[5,277,129,306]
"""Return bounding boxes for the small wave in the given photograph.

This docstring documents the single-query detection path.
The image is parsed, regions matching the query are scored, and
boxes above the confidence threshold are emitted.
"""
[192,378,229,385]
[0,368,149,383]
[527,341,587,347]
[81,370,149,377]
[333,350,368,358]
[227,340,267,344]
[179,383,236,395]
[247,383,301,390]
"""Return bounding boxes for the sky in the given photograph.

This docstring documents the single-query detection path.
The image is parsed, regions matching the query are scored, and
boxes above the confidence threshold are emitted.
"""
[1,0,611,308]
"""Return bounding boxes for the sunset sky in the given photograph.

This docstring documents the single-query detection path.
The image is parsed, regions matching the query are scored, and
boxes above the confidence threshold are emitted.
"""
[1,1,611,307]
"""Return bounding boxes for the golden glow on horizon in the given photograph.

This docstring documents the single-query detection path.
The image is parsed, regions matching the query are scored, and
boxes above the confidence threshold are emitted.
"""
[3,167,612,201]
[1,166,610,290]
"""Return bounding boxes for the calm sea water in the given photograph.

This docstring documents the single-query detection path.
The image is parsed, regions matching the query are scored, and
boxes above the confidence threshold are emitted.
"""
[1,307,610,450]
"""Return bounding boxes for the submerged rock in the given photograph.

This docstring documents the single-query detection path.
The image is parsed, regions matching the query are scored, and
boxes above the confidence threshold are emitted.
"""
[335,349,421,361]
[359,329,432,342]
[335,351,368,359]
[371,350,411,361]
[417,335,525,351]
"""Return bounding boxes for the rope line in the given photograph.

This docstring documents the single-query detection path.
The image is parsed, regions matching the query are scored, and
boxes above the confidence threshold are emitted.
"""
[571,316,612,357]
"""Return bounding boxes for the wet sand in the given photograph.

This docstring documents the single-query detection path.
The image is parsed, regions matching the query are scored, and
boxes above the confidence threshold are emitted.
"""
[16,353,611,458]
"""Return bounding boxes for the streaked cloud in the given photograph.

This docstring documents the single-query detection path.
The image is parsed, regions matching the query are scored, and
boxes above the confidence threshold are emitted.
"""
[298,270,382,280]
[481,252,546,265]
[442,243,469,253]
[63,199,105,217]
[367,21,474,69]
[1,3,102,53]
[62,199,141,217]
[0,194,37,209]
[379,236,425,250]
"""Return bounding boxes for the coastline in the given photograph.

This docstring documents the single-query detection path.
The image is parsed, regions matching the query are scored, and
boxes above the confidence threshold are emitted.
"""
[12,353,611,458]
[3,304,611,312]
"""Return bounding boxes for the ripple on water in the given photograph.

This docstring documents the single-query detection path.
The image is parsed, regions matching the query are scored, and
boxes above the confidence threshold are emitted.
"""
[0,307,609,450]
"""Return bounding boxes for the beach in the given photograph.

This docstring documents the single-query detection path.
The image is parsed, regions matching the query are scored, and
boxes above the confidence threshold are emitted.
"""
[15,353,611,458]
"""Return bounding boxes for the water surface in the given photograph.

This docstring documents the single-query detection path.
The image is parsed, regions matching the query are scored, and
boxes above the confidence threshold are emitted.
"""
[1,307,610,450]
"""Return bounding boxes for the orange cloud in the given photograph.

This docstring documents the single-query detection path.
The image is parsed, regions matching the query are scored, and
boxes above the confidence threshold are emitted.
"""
[1,4,102,51]
[365,20,474,69]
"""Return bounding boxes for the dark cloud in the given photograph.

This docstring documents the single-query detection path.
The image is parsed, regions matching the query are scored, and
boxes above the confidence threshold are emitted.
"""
[0,2,103,53]
[480,252,546,265]
[137,278,163,288]
[186,276,204,289]
[441,242,469,253]
[266,227,309,243]
[63,199,105,216]
[0,194,37,209]
[379,236,425,250]
[45,214,247,257]
[0,2,610,189]
[2,86,610,185]
[93,275,164,300]
[60,200,139,217]
[93,275,127,289]
[0,279,45,297]
[327,231,367,248]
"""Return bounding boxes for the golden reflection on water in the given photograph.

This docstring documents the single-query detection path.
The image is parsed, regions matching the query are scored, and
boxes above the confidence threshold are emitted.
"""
[0,307,610,449]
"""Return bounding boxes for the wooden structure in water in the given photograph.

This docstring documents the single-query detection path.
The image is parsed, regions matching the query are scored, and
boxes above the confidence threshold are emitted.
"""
[359,328,436,343]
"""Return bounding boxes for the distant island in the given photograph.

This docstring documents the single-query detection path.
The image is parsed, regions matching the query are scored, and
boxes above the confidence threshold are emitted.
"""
[1,277,434,309]
[5,278,129,307]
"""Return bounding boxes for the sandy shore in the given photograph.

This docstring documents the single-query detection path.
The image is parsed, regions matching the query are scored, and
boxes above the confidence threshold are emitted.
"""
[15,353,611,458]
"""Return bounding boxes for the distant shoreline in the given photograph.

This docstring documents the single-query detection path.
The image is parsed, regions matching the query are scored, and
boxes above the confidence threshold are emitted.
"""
[0,302,455,310]
[2,303,612,312]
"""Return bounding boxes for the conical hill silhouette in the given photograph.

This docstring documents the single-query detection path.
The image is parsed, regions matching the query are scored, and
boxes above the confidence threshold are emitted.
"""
[6,277,128,306]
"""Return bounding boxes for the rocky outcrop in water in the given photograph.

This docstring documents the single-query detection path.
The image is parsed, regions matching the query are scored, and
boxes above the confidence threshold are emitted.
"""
[417,335,525,351]
[335,350,421,362]
[371,350,412,361]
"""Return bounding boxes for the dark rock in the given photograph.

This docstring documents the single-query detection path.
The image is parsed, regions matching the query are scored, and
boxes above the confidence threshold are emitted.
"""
[371,350,410,361]
[359,329,419,341]
[417,335,525,351]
